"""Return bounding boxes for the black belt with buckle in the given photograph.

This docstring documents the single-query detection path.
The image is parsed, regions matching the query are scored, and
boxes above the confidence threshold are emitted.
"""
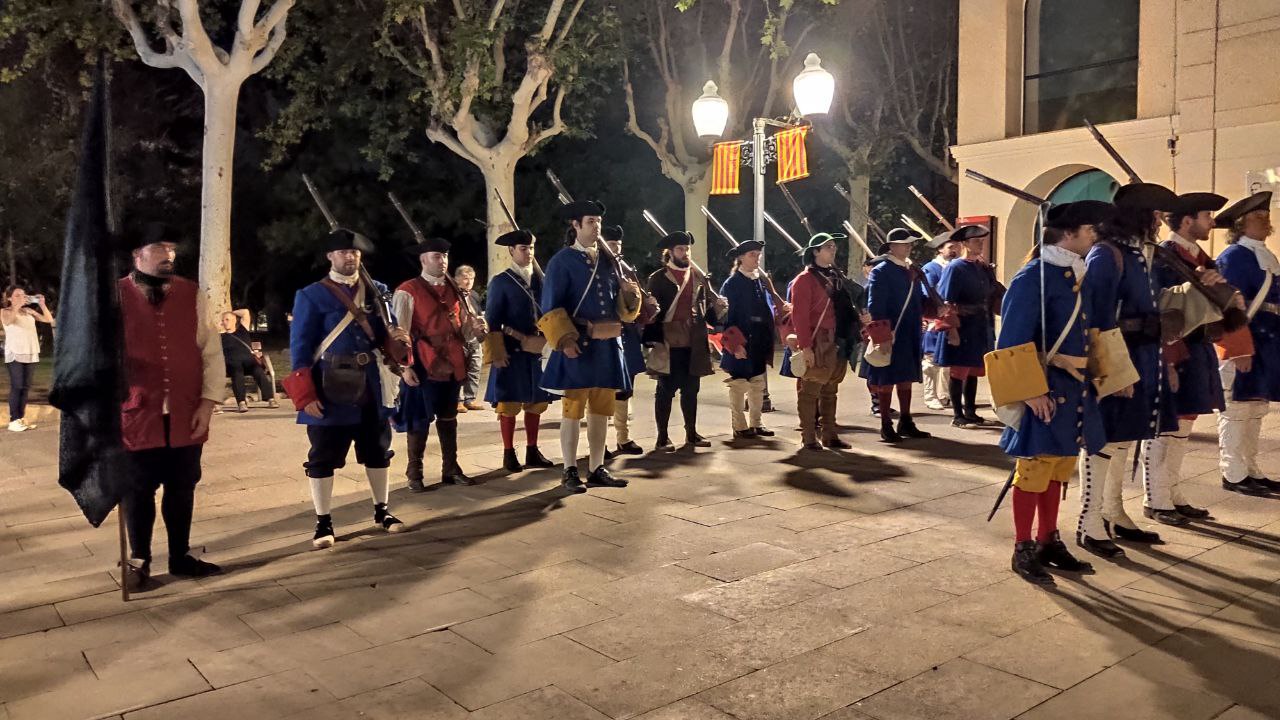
[1258,301,1280,316]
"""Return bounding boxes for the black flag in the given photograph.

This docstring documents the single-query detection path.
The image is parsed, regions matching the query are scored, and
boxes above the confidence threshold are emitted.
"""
[49,63,128,527]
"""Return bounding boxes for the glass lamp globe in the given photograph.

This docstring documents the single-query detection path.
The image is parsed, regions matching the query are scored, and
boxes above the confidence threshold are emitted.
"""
[792,53,835,116]
[692,81,730,138]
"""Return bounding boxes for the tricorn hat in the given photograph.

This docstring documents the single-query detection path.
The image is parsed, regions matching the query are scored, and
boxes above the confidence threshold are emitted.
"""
[407,236,451,255]
[727,239,765,259]
[1113,182,1179,211]
[324,228,375,254]
[1214,191,1272,229]
[1044,200,1115,230]
[131,221,180,250]
[1172,192,1228,215]
[495,229,535,247]
[556,200,606,223]
[885,227,922,244]
[658,230,694,250]
[601,225,624,242]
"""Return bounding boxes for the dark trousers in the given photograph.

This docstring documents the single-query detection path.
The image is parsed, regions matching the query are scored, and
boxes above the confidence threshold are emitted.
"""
[124,423,203,563]
[227,361,274,403]
[462,341,482,402]
[654,347,701,437]
[304,402,393,478]
[407,380,461,481]
[6,361,34,421]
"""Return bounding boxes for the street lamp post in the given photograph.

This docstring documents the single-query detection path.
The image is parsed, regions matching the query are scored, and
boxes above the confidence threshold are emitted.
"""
[692,53,836,247]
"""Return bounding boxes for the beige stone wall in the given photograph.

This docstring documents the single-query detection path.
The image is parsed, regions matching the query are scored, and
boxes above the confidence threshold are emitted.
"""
[954,0,1280,282]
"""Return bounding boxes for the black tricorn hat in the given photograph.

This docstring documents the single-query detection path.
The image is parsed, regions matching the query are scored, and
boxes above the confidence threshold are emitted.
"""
[407,236,451,255]
[951,224,991,243]
[727,239,766,258]
[556,200,606,223]
[1173,192,1228,215]
[324,228,375,254]
[1113,182,1179,211]
[1045,200,1115,230]
[131,221,180,250]
[1215,191,1272,229]
[601,225,624,242]
[495,229,535,247]
[885,227,922,244]
[658,230,694,250]
[927,230,956,250]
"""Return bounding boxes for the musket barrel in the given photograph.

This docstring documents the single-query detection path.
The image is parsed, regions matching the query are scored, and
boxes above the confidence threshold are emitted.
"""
[700,206,740,247]
[1084,119,1142,185]
[963,169,1048,207]
[778,184,815,236]
[842,221,876,258]
[387,192,427,242]
[762,211,804,252]
[302,174,340,231]
[908,185,956,231]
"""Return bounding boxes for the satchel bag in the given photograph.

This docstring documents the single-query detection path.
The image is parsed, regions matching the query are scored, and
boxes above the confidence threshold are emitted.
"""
[790,299,831,379]
[863,277,915,369]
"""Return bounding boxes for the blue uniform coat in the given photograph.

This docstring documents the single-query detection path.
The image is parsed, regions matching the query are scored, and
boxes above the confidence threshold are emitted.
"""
[858,259,925,386]
[1085,242,1170,441]
[539,246,630,392]
[719,270,776,379]
[935,257,996,369]
[920,259,948,357]
[290,278,393,426]
[1217,243,1280,402]
[1150,239,1225,417]
[997,258,1106,458]
[484,269,555,405]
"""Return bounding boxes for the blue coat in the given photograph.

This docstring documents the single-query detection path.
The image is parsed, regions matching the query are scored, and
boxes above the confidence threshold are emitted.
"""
[719,270,776,379]
[935,258,995,369]
[539,246,630,392]
[621,323,645,379]
[484,269,555,405]
[1085,242,1169,442]
[290,278,393,426]
[997,258,1106,458]
[1217,243,1280,402]
[920,259,948,357]
[858,260,924,386]
[1150,239,1225,417]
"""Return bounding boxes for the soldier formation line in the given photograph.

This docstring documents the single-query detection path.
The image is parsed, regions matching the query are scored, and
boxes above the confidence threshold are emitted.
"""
[108,182,1280,592]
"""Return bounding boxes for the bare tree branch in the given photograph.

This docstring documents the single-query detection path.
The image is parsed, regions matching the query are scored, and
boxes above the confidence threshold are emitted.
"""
[537,0,567,45]
[552,0,587,51]
[249,17,288,74]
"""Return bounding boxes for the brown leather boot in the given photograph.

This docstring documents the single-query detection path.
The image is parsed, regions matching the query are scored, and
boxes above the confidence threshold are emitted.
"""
[798,392,819,448]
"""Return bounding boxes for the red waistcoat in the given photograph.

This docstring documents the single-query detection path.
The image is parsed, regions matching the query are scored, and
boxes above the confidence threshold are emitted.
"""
[397,277,466,382]
[118,275,206,450]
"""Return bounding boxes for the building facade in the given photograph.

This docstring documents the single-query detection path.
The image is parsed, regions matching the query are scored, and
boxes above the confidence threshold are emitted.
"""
[954,0,1280,280]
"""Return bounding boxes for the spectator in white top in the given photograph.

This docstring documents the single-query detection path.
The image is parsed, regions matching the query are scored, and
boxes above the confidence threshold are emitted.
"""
[2,286,54,431]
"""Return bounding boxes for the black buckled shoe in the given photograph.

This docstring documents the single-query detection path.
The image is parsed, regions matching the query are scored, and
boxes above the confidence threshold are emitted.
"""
[374,504,405,533]
[524,446,555,468]
[169,554,223,578]
[1012,540,1055,586]
[124,559,153,592]
[312,515,336,549]
[734,428,758,440]
[1223,477,1273,496]
[562,467,587,494]
[685,432,712,448]
[1037,531,1094,573]
[1076,531,1125,559]
[753,426,775,437]
[1144,506,1190,526]
[1174,504,1211,519]
[587,466,628,488]
[1109,520,1162,544]
[880,425,903,443]
[442,467,477,486]
[897,419,932,439]
[963,413,993,427]
[951,417,975,429]
[615,441,644,456]
[503,448,524,473]
[1252,476,1280,493]
[654,436,675,452]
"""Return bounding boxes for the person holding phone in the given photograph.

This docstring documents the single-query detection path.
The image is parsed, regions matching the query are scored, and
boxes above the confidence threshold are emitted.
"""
[219,309,277,412]
[2,286,54,431]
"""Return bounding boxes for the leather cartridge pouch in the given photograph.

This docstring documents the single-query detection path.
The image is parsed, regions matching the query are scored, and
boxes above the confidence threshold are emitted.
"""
[320,351,370,406]
[586,320,623,340]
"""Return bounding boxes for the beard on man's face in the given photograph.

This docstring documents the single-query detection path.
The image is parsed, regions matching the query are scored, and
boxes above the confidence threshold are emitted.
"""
[670,254,690,268]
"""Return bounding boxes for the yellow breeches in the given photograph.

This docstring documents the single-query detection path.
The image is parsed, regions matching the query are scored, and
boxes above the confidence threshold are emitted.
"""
[560,389,616,419]
[1012,455,1077,494]
[495,401,550,417]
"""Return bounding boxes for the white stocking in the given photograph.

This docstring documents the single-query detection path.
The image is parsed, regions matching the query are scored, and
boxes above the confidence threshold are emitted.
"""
[366,467,390,506]
[309,476,334,516]
[587,414,608,471]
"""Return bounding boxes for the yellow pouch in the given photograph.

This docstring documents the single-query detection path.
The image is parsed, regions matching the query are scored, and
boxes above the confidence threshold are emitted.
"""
[536,307,579,350]
[1090,327,1140,398]
[984,341,1049,407]
[617,281,642,323]
[482,331,508,367]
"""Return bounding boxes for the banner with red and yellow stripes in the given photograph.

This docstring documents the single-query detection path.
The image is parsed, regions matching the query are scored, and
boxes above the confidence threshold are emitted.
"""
[775,126,810,184]
[710,141,743,195]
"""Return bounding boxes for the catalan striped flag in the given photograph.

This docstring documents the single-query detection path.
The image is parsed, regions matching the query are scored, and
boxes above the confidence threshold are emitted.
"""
[710,141,743,195]
[775,126,810,184]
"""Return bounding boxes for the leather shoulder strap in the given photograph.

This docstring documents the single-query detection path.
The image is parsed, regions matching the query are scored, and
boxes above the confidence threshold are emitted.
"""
[320,279,376,341]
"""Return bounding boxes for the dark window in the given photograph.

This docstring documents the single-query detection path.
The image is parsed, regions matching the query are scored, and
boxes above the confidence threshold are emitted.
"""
[1024,0,1139,134]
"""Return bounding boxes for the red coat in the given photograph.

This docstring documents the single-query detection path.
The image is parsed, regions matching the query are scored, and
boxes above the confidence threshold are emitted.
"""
[118,275,206,451]
[398,277,467,382]
[789,268,837,350]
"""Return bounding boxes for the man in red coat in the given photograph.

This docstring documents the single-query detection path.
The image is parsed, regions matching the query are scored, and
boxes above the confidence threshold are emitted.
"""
[118,226,226,591]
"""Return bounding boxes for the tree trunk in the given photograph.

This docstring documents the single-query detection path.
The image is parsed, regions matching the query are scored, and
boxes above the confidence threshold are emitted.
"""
[682,171,712,273]
[197,78,241,326]
[845,173,871,273]
[481,161,518,280]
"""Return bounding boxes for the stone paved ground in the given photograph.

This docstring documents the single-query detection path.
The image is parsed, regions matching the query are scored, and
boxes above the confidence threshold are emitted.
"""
[2,368,1280,720]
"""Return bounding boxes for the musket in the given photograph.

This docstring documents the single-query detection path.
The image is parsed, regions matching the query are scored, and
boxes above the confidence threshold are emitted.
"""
[986,467,1017,522]
[701,205,789,312]
[301,174,395,330]
[544,168,638,283]
[491,189,546,278]
[841,220,877,258]
[386,192,479,329]
[834,183,889,242]
[964,169,1049,207]
[1084,119,1142,185]
[761,211,805,252]
[778,184,816,236]
[642,209,724,302]
[900,214,935,243]
[908,185,955,232]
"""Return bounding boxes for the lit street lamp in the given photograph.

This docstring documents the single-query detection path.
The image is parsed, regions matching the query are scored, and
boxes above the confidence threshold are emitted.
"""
[692,53,835,247]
